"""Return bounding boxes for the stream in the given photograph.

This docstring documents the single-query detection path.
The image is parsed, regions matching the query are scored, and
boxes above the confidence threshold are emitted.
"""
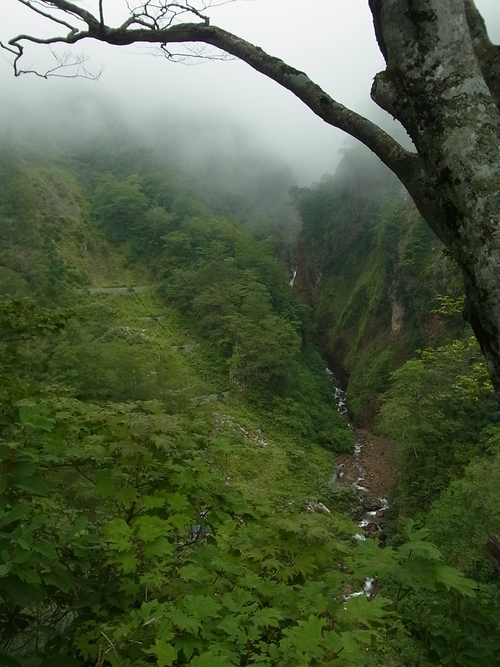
[326,369,392,544]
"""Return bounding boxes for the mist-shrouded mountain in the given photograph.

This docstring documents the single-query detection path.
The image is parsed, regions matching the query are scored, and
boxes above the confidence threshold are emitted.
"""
[1,109,500,666]
[1,90,301,239]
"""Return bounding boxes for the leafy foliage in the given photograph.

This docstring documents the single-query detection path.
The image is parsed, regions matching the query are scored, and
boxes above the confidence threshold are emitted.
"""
[427,439,500,580]
[157,212,351,450]
[92,172,149,243]
[379,337,497,516]
[354,521,500,667]
[0,379,491,666]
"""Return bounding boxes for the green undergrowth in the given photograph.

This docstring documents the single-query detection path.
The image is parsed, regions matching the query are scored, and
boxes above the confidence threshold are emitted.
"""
[1,377,488,666]
[0,142,353,512]
[213,398,342,509]
[25,287,349,511]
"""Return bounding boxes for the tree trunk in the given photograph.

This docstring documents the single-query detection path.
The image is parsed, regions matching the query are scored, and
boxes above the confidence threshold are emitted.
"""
[487,535,500,571]
[370,0,500,397]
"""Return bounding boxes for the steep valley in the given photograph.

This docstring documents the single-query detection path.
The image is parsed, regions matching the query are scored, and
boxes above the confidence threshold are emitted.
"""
[1,135,500,666]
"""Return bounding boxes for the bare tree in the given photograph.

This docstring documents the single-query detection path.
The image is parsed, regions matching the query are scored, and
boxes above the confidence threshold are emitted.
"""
[3,1,500,399]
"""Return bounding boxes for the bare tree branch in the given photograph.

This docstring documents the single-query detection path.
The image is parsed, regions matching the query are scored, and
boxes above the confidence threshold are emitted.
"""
[2,0,439,233]
[154,41,233,62]
[15,0,78,32]
[27,0,101,31]
[35,49,102,79]
[99,0,105,32]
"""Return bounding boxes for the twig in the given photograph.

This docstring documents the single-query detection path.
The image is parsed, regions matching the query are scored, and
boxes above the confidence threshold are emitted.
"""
[101,630,124,667]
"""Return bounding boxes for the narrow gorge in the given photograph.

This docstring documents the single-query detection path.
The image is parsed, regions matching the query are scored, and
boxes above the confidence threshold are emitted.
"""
[327,371,395,543]
[1,114,500,666]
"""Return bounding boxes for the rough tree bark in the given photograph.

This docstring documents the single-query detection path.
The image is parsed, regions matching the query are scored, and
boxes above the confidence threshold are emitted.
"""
[3,0,500,398]
[370,0,500,401]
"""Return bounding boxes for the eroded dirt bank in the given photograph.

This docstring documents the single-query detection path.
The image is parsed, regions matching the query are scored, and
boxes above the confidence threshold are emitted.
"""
[332,428,397,539]
[335,428,397,499]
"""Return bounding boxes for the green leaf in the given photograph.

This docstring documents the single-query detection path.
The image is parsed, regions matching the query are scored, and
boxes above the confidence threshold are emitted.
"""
[397,555,441,591]
[136,515,170,542]
[188,653,232,667]
[18,406,53,431]
[108,550,139,574]
[34,540,58,562]
[13,476,51,497]
[170,608,202,635]
[0,506,31,529]
[42,568,74,593]
[180,565,208,583]
[18,405,38,425]
[323,628,375,662]
[105,518,132,551]
[39,657,83,667]
[0,576,45,606]
[341,595,392,629]
[145,639,177,667]
[281,615,326,658]
[167,492,191,512]
[9,458,37,480]
[28,514,47,531]
[0,476,8,494]
[252,607,285,629]
[21,569,41,585]
[217,616,242,639]
[183,595,221,619]
[144,537,175,559]
[168,513,190,532]
[143,495,166,510]
[71,516,88,536]
[435,564,477,596]
[398,540,442,561]
[0,650,22,667]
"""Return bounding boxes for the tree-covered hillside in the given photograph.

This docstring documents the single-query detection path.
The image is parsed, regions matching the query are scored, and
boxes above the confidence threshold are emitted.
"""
[1,132,500,667]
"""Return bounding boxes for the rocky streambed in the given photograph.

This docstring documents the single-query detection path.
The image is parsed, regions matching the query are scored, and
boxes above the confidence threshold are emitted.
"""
[328,372,396,542]
[334,430,395,542]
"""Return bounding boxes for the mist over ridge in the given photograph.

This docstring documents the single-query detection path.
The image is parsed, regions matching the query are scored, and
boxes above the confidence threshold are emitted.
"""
[0,86,304,236]
[1,0,499,190]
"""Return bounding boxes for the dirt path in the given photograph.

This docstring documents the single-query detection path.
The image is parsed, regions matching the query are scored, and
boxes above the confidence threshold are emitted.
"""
[78,286,153,295]
[335,428,397,500]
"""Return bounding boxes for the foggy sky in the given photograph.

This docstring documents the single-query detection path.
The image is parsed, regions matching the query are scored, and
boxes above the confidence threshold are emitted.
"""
[1,1,500,184]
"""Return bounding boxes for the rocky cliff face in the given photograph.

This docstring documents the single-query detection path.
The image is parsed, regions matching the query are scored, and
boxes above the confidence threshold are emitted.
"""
[293,146,466,424]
